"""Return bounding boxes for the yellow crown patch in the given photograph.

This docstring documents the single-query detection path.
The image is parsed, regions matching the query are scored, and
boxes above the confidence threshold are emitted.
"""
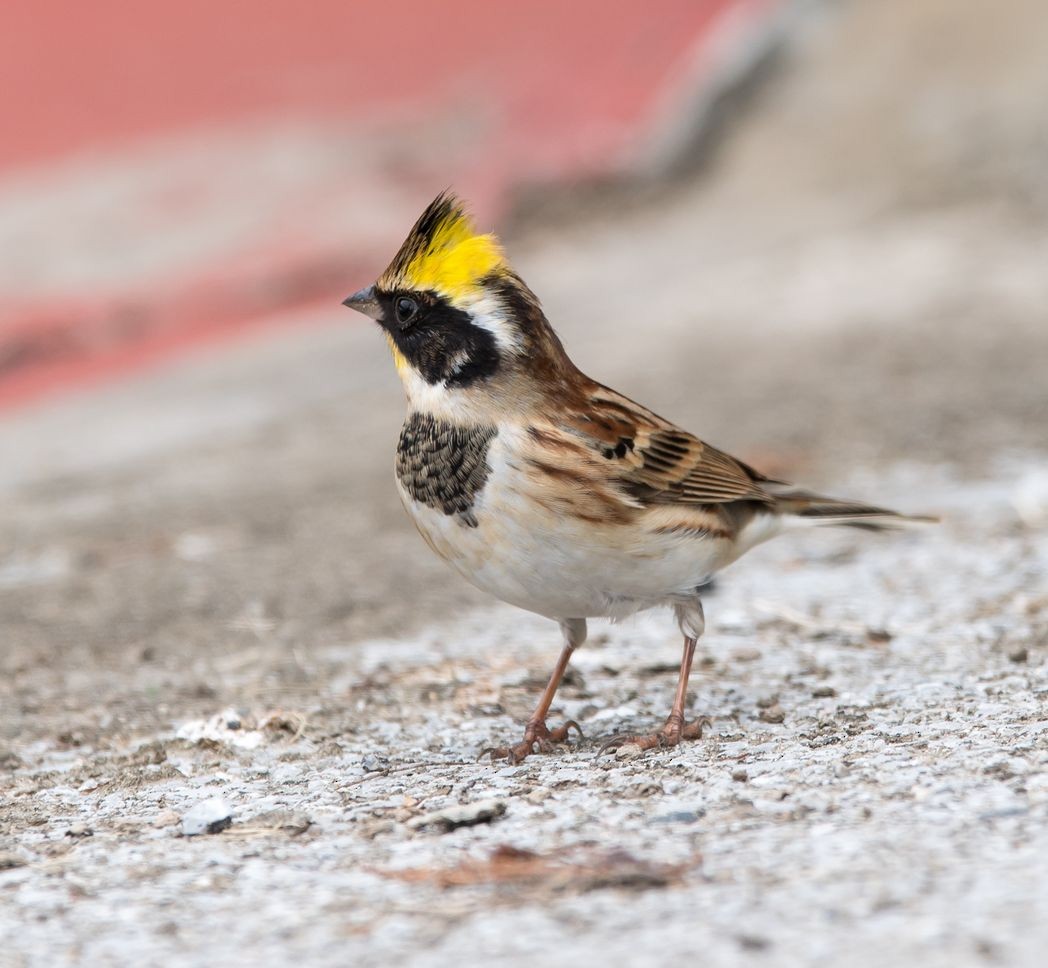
[378,192,505,298]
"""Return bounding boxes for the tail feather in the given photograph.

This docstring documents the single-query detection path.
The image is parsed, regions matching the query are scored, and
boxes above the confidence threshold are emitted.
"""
[768,486,938,532]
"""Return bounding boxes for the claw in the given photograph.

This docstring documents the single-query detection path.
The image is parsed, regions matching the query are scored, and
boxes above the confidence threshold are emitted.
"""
[682,715,712,740]
[479,743,531,763]
[481,719,580,764]
[548,720,583,743]
[598,715,711,756]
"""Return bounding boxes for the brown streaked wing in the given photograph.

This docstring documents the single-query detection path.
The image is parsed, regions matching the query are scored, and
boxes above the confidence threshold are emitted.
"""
[564,383,776,509]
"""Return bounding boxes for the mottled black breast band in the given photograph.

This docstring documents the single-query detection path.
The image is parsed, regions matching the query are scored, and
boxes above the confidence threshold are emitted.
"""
[396,413,496,526]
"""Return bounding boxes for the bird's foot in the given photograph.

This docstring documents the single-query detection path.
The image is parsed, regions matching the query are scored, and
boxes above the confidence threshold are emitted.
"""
[481,718,583,764]
[599,714,711,755]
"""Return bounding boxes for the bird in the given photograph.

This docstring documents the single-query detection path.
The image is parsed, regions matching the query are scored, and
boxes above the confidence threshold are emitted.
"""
[343,191,933,763]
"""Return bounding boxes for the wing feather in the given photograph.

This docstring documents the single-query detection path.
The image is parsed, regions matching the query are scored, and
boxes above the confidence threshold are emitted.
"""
[561,383,775,509]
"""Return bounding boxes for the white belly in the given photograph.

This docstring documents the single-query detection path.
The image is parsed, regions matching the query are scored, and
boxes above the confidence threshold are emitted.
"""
[396,431,732,620]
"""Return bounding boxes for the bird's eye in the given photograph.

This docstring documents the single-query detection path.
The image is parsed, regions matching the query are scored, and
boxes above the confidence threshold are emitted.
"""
[394,296,419,326]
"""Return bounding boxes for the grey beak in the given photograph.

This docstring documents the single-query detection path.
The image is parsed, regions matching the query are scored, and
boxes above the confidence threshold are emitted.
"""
[342,285,381,320]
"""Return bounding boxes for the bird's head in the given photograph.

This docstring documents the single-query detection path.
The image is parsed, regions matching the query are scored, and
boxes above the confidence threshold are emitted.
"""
[343,192,572,410]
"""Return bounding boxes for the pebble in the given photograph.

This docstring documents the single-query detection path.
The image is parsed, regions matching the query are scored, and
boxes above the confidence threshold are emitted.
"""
[182,798,234,837]
[154,810,181,828]
[731,648,762,663]
[626,781,663,797]
[246,809,312,835]
[652,810,702,824]
[407,799,507,832]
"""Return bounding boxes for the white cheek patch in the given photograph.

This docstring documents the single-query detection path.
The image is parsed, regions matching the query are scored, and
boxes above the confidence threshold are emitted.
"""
[461,291,524,355]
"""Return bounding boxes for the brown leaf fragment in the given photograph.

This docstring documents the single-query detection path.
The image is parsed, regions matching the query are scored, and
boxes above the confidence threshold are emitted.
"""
[379,845,691,896]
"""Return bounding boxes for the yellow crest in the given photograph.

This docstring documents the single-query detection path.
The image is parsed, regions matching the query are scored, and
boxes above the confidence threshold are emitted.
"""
[377,192,505,298]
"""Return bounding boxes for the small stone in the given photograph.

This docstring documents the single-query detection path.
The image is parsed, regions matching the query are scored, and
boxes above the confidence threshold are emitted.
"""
[759,705,786,724]
[812,685,837,698]
[361,755,388,773]
[246,809,312,836]
[756,695,779,709]
[0,852,26,870]
[525,788,552,804]
[1007,646,1028,664]
[362,819,396,840]
[652,810,702,824]
[407,798,507,832]
[866,628,892,644]
[154,809,181,828]
[0,750,25,770]
[732,769,749,783]
[731,648,762,663]
[181,798,234,836]
[65,823,93,839]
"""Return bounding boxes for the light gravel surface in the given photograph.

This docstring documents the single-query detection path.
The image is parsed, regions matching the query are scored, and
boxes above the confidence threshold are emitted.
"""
[3,468,1047,968]
[3,2,1048,965]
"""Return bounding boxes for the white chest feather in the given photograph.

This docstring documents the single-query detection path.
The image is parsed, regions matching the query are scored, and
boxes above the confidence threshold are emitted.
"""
[396,422,739,620]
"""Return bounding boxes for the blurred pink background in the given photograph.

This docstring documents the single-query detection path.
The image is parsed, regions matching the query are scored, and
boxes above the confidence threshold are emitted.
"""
[0,0,777,408]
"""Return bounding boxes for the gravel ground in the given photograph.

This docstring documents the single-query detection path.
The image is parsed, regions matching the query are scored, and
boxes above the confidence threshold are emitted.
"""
[3,1,1048,965]
[3,468,1047,968]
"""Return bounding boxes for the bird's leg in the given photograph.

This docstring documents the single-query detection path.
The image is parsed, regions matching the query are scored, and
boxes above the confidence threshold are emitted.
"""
[601,598,711,753]
[482,619,586,764]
